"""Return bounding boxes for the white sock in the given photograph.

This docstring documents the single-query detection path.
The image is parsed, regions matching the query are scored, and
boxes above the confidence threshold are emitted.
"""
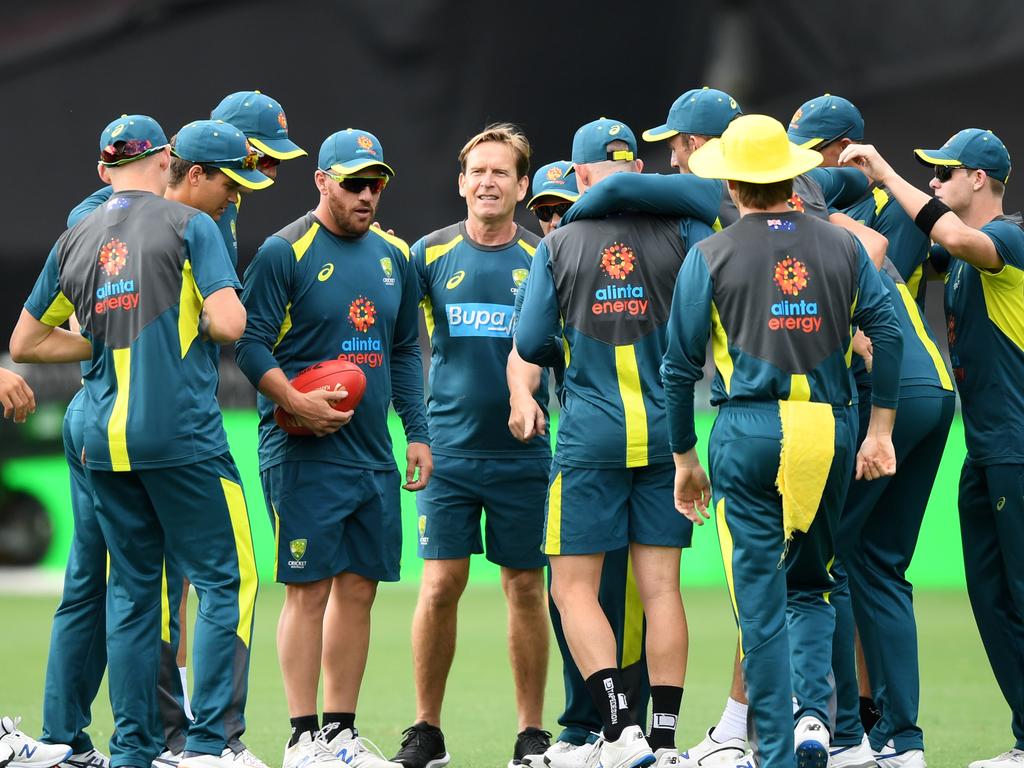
[711,697,748,743]
[179,666,194,722]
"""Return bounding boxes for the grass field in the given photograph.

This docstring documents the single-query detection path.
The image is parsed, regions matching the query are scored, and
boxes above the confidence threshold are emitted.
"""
[0,584,1011,768]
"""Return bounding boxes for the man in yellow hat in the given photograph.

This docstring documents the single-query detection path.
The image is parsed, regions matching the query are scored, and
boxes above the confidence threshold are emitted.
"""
[661,114,901,768]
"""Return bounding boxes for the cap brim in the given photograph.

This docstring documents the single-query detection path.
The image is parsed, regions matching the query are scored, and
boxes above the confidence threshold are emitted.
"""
[249,136,308,161]
[914,148,961,168]
[786,131,823,149]
[327,160,396,177]
[221,167,274,190]
[689,138,823,183]
[527,190,580,209]
[642,124,679,142]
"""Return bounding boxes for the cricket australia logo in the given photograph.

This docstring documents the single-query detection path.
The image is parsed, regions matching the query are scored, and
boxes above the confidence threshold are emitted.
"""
[288,538,307,569]
[418,514,429,546]
[380,257,396,286]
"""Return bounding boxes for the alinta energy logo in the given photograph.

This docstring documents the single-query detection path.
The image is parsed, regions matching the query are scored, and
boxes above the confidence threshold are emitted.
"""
[592,242,647,317]
[95,238,139,314]
[341,296,384,367]
[769,256,820,333]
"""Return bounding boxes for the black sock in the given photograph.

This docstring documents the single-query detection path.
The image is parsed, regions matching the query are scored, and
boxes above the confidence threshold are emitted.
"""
[289,715,320,747]
[586,668,634,741]
[647,685,683,750]
[859,697,881,732]
[323,712,357,733]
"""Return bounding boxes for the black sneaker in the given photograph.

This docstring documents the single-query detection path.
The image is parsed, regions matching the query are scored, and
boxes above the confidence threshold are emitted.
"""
[859,696,882,733]
[509,728,552,768]
[392,722,450,768]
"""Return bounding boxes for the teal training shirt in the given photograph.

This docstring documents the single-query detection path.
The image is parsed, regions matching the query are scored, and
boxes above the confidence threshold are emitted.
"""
[26,190,238,470]
[945,214,1024,465]
[411,221,549,458]
[662,211,902,453]
[217,200,239,268]
[516,213,714,468]
[235,213,429,472]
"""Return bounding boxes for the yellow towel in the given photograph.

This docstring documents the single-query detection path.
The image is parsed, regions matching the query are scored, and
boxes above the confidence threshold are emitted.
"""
[776,400,836,540]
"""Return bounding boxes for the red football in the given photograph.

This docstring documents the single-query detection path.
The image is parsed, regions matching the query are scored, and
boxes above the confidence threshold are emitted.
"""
[274,359,367,436]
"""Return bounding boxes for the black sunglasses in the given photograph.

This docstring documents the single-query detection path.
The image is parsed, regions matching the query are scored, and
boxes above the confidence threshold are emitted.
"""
[333,175,388,194]
[534,202,572,222]
[934,165,974,183]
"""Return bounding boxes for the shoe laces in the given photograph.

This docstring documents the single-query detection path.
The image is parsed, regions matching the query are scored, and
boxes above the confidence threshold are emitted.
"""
[0,716,23,737]
[398,725,437,751]
[518,730,552,756]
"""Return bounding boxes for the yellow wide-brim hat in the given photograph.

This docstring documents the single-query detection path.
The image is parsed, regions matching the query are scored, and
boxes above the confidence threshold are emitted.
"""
[689,114,823,183]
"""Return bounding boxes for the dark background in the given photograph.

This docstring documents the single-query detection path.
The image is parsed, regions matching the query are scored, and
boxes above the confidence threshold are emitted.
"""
[3,0,1024,392]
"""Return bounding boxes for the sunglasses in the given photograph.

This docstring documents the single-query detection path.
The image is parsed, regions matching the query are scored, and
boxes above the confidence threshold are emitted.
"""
[534,202,572,222]
[258,154,281,170]
[330,175,389,194]
[934,165,974,183]
[100,139,159,165]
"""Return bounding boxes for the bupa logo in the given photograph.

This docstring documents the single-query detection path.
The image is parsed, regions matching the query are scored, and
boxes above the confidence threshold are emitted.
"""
[447,303,514,337]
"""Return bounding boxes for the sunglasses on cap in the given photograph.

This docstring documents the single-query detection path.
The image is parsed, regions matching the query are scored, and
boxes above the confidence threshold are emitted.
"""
[533,202,572,222]
[257,153,281,170]
[934,165,976,183]
[100,139,164,166]
[327,174,389,194]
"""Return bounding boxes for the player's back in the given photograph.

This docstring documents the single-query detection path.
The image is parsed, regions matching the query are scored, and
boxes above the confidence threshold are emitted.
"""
[54,191,236,470]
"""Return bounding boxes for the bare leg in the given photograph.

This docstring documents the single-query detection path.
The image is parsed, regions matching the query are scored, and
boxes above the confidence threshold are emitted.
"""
[322,572,379,712]
[278,579,332,717]
[501,566,548,731]
[730,643,748,703]
[548,553,611,677]
[628,544,686,687]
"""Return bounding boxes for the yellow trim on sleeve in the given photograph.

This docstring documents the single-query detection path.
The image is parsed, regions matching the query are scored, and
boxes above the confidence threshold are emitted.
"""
[980,264,1024,352]
[178,259,203,359]
[895,283,954,390]
[421,295,435,340]
[40,293,75,327]
[710,302,734,394]
[906,263,924,300]
[562,336,571,370]
[273,303,292,351]
[292,222,320,262]
[425,234,463,266]
[160,562,171,644]
[517,239,537,257]
[544,472,563,555]
[788,373,811,401]
[621,554,644,667]
[615,344,649,467]
[715,497,742,656]
[108,348,132,471]
[872,187,890,217]
[222,477,258,647]
[369,226,411,260]
[712,217,723,233]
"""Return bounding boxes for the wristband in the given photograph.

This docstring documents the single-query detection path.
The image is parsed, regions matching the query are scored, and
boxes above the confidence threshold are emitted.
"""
[914,197,952,236]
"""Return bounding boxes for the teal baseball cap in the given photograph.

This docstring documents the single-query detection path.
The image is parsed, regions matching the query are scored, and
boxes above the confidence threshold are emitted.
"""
[786,94,864,149]
[572,118,637,164]
[172,119,272,190]
[527,161,579,209]
[643,87,742,142]
[914,128,1012,184]
[318,129,395,177]
[211,90,307,160]
[98,114,169,166]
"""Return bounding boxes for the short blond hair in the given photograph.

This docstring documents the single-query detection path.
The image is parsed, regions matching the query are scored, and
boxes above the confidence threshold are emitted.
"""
[459,122,531,179]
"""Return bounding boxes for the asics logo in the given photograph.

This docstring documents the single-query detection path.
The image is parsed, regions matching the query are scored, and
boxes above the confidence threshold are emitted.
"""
[446,271,466,290]
[319,264,335,282]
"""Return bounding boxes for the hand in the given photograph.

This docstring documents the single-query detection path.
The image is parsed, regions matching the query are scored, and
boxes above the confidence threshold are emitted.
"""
[673,450,712,524]
[855,432,897,481]
[508,394,547,442]
[0,369,35,423]
[285,388,353,437]
[404,442,433,491]
[852,329,874,372]
[372,221,396,236]
[838,143,896,185]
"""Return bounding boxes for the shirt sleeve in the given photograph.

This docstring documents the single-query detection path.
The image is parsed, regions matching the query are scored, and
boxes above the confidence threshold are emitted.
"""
[235,236,295,388]
[559,173,722,228]
[805,167,871,210]
[983,219,1024,272]
[661,246,714,453]
[24,244,74,326]
[408,237,429,303]
[850,239,903,409]
[514,241,564,367]
[184,213,241,297]
[66,186,113,227]
[390,244,431,445]
[873,199,930,282]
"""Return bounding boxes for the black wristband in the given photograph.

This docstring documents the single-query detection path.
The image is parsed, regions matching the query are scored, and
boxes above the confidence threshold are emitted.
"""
[914,197,952,236]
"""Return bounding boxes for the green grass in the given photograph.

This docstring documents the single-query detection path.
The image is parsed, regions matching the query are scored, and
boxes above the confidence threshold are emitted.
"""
[0,585,1010,767]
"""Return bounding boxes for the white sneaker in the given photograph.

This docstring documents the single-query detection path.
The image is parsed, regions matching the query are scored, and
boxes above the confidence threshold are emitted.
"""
[654,750,681,768]
[220,747,270,768]
[829,735,878,768]
[969,751,1024,768]
[596,726,655,768]
[179,755,238,768]
[59,750,110,768]
[282,732,348,768]
[678,728,748,767]
[1,743,15,768]
[543,741,597,768]
[152,750,183,768]
[319,727,401,768]
[730,754,755,768]
[0,718,71,768]
[794,716,829,768]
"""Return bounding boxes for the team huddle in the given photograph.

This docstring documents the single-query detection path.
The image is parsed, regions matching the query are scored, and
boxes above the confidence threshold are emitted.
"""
[0,84,1022,768]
